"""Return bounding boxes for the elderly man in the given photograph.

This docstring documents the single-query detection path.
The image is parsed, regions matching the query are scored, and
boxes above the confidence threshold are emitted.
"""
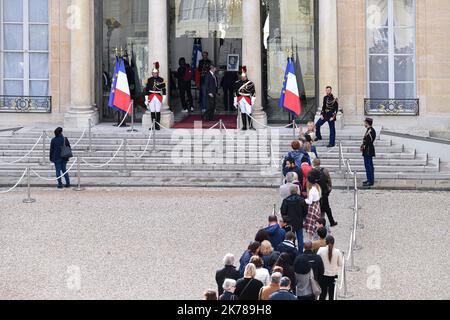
[215,253,240,296]
[280,172,300,200]
[219,279,238,301]
[259,272,282,300]
[268,277,297,300]
[281,185,308,253]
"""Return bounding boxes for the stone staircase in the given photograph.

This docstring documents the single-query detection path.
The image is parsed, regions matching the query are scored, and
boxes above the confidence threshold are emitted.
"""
[0,125,449,190]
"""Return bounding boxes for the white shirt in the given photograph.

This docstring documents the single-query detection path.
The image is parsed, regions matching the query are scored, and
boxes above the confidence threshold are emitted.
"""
[255,268,271,286]
[317,247,343,277]
[305,186,320,205]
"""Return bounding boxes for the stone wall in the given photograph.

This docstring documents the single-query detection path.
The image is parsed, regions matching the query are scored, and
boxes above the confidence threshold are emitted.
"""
[337,0,450,131]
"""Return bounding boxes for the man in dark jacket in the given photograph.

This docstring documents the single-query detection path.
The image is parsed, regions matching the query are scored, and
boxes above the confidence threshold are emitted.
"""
[280,186,308,254]
[315,86,339,148]
[264,215,286,249]
[50,127,71,189]
[203,65,218,121]
[215,253,240,296]
[361,118,376,187]
[268,277,297,300]
[276,232,298,263]
[294,241,324,283]
[239,241,261,276]
[176,57,193,112]
[312,159,338,227]
[282,156,304,180]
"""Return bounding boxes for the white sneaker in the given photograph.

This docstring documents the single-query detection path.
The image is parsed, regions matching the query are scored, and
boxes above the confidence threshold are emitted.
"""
[182,109,188,113]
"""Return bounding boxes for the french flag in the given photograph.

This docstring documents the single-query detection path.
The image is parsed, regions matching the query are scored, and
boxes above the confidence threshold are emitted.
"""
[191,38,203,88]
[108,57,132,114]
[279,58,302,116]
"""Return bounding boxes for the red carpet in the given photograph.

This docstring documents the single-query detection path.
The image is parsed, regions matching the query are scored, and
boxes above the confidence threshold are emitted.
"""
[172,115,238,129]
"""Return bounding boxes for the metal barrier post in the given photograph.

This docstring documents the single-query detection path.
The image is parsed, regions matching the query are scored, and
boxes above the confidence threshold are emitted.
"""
[349,173,362,210]
[127,100,138,132]
[23,167,36,203]
[292,120,296,139]
[339,252,354,298]
[152,120,157,152]
[74,156,85,192]
[88,118,93,153]
[352,207,363,251]
[338,141,343,173]
[219,119,223,135]
[345,160,351,193]
[119,138,130,176]
[39,130,46,166]
[347,230,361,272]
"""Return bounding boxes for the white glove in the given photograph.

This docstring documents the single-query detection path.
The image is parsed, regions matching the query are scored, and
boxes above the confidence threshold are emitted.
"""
[234,97,238,109]
[162,95,167,105]
[145,95,149,108]
[251,97,256,106]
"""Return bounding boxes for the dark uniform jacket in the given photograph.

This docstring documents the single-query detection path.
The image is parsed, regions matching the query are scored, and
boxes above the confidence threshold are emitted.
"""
[321,94,339,121]
[198,59,212,82]
[144,77,166,96]
[361,127,376,157]
[235,79,256,98]
[205,72,218,96]
[176,65,192,89]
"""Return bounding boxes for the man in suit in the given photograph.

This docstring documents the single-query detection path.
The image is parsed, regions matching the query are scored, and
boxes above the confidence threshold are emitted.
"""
[361,118,376,187]
[203,65,218,121]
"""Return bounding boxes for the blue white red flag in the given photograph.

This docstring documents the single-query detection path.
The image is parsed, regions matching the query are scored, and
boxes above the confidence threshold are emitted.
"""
[108,57,132,114]
[191,38,203,88]
[279,58,302,116]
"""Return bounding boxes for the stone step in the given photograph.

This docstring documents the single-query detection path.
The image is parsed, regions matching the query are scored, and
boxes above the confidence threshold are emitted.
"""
[0,144,406,155]
[0,137,394,147]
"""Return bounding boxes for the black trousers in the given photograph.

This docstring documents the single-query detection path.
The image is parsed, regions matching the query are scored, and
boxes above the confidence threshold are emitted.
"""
[320,194,336,225]
[319,276,337,300]
[179,84,193,110]
[204,96,216,121]
[223,87,234,112]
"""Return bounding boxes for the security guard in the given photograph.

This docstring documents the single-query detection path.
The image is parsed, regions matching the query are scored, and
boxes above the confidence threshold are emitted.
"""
[234,66,256,130]
[361,118,376,187]
[315,86,339,147]
[144,62,166,130]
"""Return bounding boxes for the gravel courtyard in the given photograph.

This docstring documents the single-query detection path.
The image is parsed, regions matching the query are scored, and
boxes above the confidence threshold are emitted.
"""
[0,187,449,300]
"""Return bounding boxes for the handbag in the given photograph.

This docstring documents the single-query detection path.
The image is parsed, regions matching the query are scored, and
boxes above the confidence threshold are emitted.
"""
[310,270,322,298]
[60,136,73,159]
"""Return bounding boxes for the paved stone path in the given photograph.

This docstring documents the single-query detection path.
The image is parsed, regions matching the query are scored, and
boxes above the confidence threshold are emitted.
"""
[0,187,448,300]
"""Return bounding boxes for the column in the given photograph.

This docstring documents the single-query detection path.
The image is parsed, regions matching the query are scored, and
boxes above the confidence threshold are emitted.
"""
[142,0,174,129]
[242,0,267,129]
[319,0,339,98]
[64,0,99,129]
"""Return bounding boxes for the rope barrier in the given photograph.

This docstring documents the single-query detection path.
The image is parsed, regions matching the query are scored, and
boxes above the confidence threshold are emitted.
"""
[71,129,87,148]
[154,121,170,130]
[0,168,27,194]
[82,140,124,168]
[127,133,154,159]
[31,160,77,181]
[0,134,43,165]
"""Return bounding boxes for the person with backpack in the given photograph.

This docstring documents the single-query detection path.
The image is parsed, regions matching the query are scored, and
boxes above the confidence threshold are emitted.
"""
[282,140,311,171]
[49,127,71,189]
[177,57,194,113]
[312,159,338,227]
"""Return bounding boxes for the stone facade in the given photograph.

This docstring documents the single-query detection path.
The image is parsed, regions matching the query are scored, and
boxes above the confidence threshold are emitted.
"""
[0,0,449,132]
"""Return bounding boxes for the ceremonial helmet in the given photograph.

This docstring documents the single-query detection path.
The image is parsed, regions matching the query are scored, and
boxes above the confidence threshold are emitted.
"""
[241,66,247,78]
[152,61,160,74]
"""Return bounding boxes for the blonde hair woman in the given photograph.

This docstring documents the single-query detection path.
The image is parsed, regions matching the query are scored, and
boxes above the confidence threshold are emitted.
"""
[234,263,264,300]
[260,240,280,274]
[304,172,322,241]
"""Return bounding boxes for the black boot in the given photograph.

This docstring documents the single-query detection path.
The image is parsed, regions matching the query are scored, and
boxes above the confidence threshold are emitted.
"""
[156,112,161,130]
[150,112,156,130]
[241,114,248,131]
[248,115,255,130]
